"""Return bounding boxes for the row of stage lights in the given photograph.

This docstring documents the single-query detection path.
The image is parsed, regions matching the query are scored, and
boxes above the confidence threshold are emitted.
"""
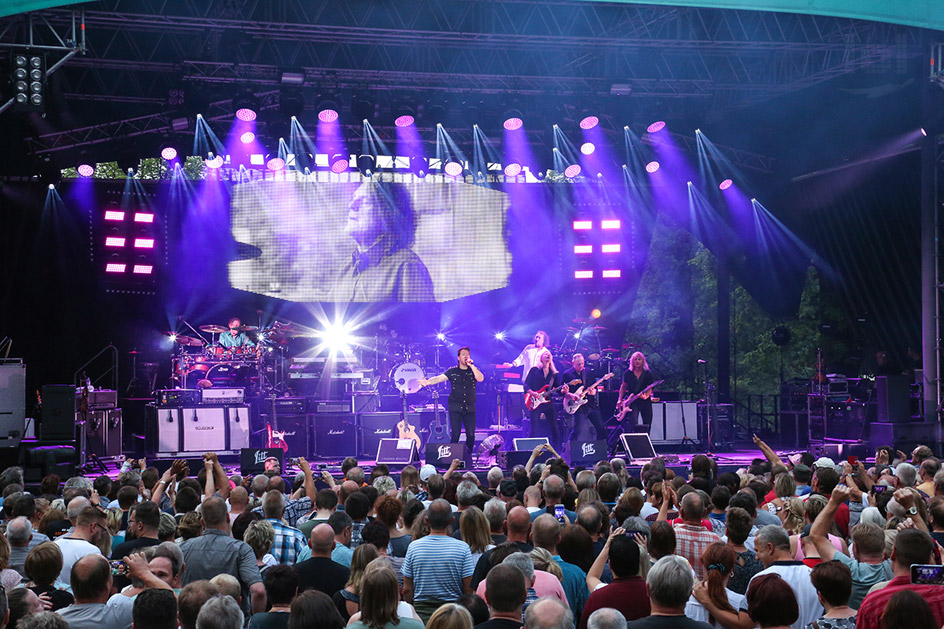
[73,108,736,190]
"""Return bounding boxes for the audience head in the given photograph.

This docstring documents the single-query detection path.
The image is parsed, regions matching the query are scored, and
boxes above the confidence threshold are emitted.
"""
[426,499,454,531]
[70,554,111,602]
[309,523,336,556]
[647,555,694,611]
[288,590,343,629]
[883,589,937,629]
[810,560,852,611]
[892,528,934,571]
[209,574,241,604]
[746,573,800,629]
[754,524,791,567]
[24,541,62,586]
[524,597,573,629]
[586,608,627,629]
[133,588,178,629]
[264,564,298,607]
[7,587,42,629]
[427,603,473,629]
[19,613,68,629]
[195,594,243,629]
[486,563,528,614]
[648,520,676,560]
[177,581,220,629]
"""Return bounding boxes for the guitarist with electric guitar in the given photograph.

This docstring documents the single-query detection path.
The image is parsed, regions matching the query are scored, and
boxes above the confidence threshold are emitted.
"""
[561,353,613,441]
[618,351,659,431]
[525,349,576,451]
[418,346,484,454]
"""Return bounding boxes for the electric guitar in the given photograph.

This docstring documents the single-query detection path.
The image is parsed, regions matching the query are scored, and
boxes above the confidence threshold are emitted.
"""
[615,379,664,422]
[265,423,288,451]
[525,379,581,411]
[397,391,422,451]
[563,373,614,415]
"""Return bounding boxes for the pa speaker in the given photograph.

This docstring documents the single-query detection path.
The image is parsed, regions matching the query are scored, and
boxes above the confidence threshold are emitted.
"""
[570,439,608,467]
[40,385,75,441]
[312,413,356,458]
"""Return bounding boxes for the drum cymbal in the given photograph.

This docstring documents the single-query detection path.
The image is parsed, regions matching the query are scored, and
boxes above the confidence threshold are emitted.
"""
[200,324,228,334]
[564,326,579,333]
[237,325,259,332]
[590,325,607,331]
[588,353,601,360]
[174,335,205,347]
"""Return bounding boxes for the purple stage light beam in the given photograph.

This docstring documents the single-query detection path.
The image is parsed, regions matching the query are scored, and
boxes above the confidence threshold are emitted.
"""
[719,179,733,190]
[444,161,463,177]
[645,161,660,173]
[395,115,415,127]
[503,163,522,177]
[319,109,339,123]
[579,116,599,130]
[240,132,255,144]
[647,121,666,133]
[160,147,177,161]
[503,117,523,131]
[77,164,94,177]
[564,164,581,178]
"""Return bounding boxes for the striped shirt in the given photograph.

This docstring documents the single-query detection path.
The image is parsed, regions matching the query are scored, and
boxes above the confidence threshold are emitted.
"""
[401,533,475,602]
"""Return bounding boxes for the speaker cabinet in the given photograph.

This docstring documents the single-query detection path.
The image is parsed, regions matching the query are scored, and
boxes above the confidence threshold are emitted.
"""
[181,406,227,452]
[425,443,471,469]
[359,412,421,457]
[312,414,355,458]
[0,362,25,443]
[876,376,912,423]
[570,439,608,467]
[84,409,122,458]
[40,385,75,441]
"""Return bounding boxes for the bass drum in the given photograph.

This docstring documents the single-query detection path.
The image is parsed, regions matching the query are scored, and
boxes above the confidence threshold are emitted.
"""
[186,363,256,389]
[389,362,425,394]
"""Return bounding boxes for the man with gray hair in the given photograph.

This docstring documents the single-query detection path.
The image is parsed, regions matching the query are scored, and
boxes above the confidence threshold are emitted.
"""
[503,552,539,620]
[895,462,917,488]
[481,498,508,545]
[531,475,576,524]
[487,467,504,492]
[739,524,821,629]
[249,475,268,507]
[451,480,482,534]
[667,491,721,581]
[194,593,243,629]
[524,597,574,629]
[587,608,627,629]
[260,489,307,564]
[626,555,711,629]
[7,515,33,574]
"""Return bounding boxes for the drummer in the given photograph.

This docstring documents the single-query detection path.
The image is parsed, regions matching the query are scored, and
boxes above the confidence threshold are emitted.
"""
[219,317,255,349]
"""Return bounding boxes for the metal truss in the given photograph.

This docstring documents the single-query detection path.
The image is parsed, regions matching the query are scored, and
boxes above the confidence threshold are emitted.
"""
[0,0,924,165]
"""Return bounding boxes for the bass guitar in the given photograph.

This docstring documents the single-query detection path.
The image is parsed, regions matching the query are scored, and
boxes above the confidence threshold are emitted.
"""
[614,379,665,422]
[525,379,581,411]
[563,373,614,415]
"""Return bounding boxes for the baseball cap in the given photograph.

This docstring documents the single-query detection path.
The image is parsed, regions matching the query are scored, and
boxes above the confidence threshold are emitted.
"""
[419,464,437,482]
[813,456,836,469]
[499,480,518,498]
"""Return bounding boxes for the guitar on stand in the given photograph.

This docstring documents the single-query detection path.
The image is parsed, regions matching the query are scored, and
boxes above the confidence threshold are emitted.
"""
[397,390,423,452]
[426,387,449,444]
[265,396,288,450]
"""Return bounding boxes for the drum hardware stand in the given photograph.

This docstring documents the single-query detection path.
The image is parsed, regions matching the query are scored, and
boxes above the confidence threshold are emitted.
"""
[126,349,141,395]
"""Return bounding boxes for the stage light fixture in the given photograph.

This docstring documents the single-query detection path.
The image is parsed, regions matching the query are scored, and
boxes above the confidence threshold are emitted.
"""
[579,116,599,130]
[602,270,621,278]
[235,108,257,122]
[503,163,522,177]
[240,132,255,144]
[160,146,178,161]
[564,164,581,178]
[205,155,224,169]
[436,332,446,341]
[320,321,353,354]
[494,332,506,341]
[719,179,733,190]
[77,164,94,177]
[575,270,593,279]
[645,161,660,173]
[590,308,602,319]
[105,263,126,273]
[12,53,45,112]
[132,265,153,275]
[921,128,928,137]
[647,121,666,133]
[574,245,593,254]
[105,237,126,247]
[503,117,523,131]
[580,142,595,155]
[601,244,621,253]
[267,157,285,171]
[573,220,592,230]
[444,161,463,177]
[319,108,339,123]
[409,156,427,178]
[104,211,125,221]
[357,154,376,175]
[329,153,349,173]
[601,220,621,229]
[134,213,155,223]
[134,238,155,249]
[395,115,415,127]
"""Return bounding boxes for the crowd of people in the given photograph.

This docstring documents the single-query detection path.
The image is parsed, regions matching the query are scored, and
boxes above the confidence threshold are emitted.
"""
[0,439,939,629]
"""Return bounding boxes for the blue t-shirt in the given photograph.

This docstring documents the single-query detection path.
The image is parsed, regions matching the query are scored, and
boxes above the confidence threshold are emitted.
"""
[401,534,475,602]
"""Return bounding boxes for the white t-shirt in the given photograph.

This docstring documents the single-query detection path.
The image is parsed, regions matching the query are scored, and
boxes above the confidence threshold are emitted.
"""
[53,537,102,585]
[686,589,745,627]
[740,562,823,629]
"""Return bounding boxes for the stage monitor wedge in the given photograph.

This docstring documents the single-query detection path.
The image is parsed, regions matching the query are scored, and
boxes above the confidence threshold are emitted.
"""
[619,432,656,463]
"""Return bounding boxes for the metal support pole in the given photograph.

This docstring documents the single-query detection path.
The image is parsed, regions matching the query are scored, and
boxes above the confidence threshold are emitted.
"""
[922,76,940,422]
[717,259,731,404]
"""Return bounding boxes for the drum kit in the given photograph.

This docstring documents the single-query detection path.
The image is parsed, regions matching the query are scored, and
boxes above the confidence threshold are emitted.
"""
[165,321,311,393]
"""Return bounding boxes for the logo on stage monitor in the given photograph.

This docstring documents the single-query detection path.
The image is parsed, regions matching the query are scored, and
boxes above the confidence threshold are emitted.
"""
[438,445,452,459]
[581,442,596,457]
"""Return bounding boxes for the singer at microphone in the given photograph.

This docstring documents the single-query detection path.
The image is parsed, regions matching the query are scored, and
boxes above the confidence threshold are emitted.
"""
[417,346,483,453]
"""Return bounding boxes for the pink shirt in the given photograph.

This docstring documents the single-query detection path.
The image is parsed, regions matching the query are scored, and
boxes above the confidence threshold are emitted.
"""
[476,569,569,607]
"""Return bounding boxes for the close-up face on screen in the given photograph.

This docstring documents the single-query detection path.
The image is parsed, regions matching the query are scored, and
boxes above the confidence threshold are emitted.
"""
[228,179,512,303]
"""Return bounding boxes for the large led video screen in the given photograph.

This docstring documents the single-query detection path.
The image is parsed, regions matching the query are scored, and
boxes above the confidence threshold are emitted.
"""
[228,179,512,302]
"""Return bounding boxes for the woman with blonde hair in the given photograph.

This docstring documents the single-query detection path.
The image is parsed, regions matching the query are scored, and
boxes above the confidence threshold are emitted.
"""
[779,497,806,535]
[104,507,124,547]
[425,603,473,629]
[399,466,420,493]
[243,519,277,575]
[526,349,565,449]
[459,506,494,562]
[619,351,656,431]
[791,494,848,565]
[346,562,423,629]
[529,547,563,581]
[335,543,379,621]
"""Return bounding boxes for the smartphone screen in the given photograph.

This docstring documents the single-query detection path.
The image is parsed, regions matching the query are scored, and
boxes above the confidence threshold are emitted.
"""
[912,564,944,585]
[554,504,565,523]
[872,485,887,494]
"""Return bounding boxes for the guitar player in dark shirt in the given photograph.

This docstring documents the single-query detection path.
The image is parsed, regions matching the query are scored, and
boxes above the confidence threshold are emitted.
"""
[562,353,608,442]
[418,346,484,453]
[619,351,655,431]
[525,349,569,450]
